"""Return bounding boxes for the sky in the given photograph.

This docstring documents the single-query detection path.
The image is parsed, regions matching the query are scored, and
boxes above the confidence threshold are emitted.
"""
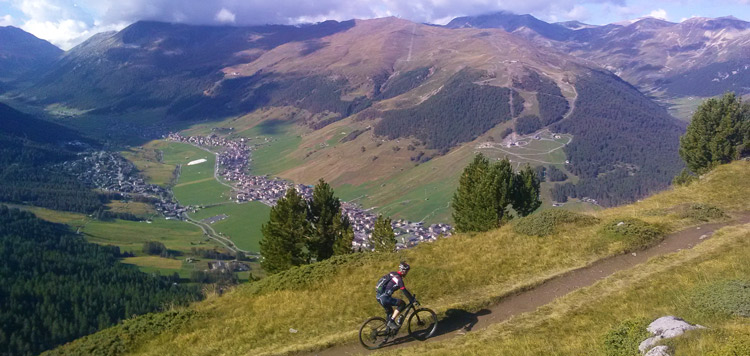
[1,0,749,50]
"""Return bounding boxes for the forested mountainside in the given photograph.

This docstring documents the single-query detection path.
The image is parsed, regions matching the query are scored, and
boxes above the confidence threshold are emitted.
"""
[447,12,750,98]
[374,69,516,151]
[0,103,105,212]
[0,26,61,82]
[551,70,685,205]
[0,206,200,355]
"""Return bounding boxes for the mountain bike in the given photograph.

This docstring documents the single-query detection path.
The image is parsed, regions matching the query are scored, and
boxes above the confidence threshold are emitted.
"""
[359,296,438,350]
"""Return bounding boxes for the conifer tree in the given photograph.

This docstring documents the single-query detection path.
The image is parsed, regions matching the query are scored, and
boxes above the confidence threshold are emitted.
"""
[452,154,497,232]
[680,93,750,174]
[260,188,309,273]
[307,179,343,261]
[487,158,516,224]
[513,164,542,217]
[453,155,541,232]
[371,215,396,252]
[332,211,355,255]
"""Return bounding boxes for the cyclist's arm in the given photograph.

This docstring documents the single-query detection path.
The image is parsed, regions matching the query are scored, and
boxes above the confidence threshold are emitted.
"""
[401,286,415,304]
[396,276,415,303]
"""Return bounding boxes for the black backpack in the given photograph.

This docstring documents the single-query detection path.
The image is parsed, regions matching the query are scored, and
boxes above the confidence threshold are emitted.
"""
[375,273,393,295]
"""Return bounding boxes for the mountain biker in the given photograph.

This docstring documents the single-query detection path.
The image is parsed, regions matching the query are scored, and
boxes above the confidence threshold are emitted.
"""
[376,262,416,330]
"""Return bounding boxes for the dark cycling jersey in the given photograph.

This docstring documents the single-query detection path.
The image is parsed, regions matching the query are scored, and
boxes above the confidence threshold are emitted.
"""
[381,272,405,297]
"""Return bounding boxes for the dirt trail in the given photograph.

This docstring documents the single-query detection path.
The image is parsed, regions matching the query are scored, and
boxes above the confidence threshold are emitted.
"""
[298,213,750,356]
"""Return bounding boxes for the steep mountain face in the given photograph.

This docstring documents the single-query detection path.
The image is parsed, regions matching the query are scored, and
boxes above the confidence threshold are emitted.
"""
[0,26,62,82]
[445,13,750,97]
[18,17,684,206]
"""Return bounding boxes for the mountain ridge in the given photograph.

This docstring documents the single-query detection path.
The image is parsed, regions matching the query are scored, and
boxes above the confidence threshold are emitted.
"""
[0,26,62,83]
[444,12,750,98]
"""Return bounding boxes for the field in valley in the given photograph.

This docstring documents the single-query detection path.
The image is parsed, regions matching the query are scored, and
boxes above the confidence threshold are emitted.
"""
[189,201,271,252]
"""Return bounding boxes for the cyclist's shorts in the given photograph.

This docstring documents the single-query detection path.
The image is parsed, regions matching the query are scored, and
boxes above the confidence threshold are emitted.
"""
[377,294,400,307]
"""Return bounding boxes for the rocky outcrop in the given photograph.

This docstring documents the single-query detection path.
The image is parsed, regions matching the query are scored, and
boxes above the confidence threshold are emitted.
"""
[638,316,705,354]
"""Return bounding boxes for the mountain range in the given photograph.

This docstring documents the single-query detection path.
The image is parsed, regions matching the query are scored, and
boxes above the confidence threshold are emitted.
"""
[447,12,750,97]
[2,12,748,210]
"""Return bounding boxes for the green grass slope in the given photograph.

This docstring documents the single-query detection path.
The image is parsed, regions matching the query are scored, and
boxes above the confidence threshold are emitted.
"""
[47,161,750,356]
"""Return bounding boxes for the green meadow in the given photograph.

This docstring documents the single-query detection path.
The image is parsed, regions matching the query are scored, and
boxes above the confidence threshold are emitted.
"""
[190,202,271,252]
[234,119,303,176]
[158,141,232,206]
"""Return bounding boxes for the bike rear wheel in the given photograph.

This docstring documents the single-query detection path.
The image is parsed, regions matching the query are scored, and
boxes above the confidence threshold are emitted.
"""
[407,308,438,341]
[359,316,389,350]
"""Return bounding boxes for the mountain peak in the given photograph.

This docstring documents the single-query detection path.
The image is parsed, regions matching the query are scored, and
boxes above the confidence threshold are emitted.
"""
[445,11,572,41]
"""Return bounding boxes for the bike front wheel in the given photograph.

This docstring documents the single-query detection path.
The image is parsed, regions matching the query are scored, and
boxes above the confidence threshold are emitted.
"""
[407,308,438,341]
[359,316,389,350]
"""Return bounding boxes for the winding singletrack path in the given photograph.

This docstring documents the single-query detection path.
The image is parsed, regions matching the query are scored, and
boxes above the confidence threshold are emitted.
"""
[299,213,750,356]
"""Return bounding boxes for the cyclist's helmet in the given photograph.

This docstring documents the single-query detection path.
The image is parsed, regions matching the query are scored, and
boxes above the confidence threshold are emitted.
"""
[398,262,410,275]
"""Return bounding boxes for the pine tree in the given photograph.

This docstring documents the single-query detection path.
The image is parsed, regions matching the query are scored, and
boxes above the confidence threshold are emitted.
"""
[452,154,497,232]
[453,155,541,232]
[512,164,542,217]
[679,93,750,174]
[487,158,515,224]
[260,188,310,273]
[371,215,396,252]
[307,179,343,261]
[332,211,354,255]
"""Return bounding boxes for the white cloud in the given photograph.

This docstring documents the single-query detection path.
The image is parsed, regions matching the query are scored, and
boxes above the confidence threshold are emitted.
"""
[0,14,14,26]
[647,8,668,20]
[20,18,126,49]
[566,5,591,21]
[0,0,672,49]
[215,8,235,23]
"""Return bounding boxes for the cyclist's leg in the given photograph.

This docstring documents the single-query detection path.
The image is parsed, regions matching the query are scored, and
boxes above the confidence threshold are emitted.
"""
[392,299,406,323]
[379,295,401,329]
[377,294,393,319]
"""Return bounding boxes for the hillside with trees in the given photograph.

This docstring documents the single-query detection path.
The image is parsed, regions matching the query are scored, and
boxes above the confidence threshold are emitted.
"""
[45,158,750,356]
[0,206,200,355]
[513,71,569,125]
[550,70,685,206]
[0,103,105,212]
[375,70,517,151]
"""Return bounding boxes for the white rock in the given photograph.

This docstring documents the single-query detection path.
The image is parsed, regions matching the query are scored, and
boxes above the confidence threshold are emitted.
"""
[617,221,626,226]
[645,346,670,356]
[638,316,705,353]
[289,328,298,333]
[639,336,662,353]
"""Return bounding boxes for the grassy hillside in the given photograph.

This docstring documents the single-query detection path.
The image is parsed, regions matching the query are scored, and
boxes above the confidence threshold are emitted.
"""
[394,220,750,355]
[47,161,750,355]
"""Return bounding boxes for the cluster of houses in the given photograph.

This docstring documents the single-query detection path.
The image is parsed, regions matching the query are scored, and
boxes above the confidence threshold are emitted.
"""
[59,151,187,218]
[167,133,453,251]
